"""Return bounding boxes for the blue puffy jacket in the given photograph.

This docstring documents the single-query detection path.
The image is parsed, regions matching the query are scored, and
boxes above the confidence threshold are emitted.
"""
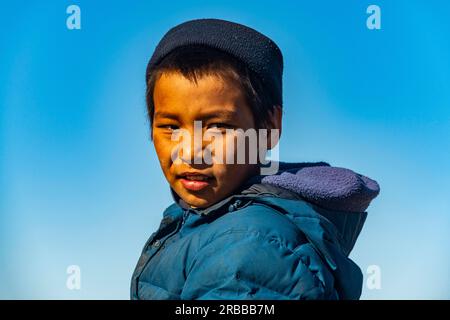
[130,162,380,299]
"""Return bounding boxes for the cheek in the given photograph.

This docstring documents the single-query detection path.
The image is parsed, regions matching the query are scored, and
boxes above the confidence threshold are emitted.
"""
[220,130,255,164]
[211,164,227,182]
[153,137,173,168]
[212,163,246,189]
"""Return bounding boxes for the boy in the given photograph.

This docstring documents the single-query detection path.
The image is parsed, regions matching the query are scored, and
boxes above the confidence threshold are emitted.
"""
[131,18,380,300]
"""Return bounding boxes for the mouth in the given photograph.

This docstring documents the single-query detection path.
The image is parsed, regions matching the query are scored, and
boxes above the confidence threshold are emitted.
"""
[178,172,213,191]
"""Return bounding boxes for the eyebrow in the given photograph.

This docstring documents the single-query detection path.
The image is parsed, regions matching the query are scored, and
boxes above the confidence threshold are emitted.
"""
[199,109,238,121]
[154,111,179,120]
[154,109,239,121]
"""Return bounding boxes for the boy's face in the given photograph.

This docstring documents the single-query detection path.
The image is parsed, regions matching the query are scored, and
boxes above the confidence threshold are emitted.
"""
[152,71,260,208]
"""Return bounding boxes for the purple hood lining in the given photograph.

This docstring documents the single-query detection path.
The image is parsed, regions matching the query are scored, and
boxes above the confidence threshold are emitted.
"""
[251,161,380,213]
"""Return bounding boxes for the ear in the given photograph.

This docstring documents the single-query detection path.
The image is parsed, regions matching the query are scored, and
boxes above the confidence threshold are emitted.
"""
[266,105,282,150]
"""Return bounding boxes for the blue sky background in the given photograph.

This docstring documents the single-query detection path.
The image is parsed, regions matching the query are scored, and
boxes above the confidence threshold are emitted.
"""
[1,0,449,299]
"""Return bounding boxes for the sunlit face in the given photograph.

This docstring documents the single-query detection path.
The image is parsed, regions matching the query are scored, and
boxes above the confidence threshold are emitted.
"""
[152,71,260,208]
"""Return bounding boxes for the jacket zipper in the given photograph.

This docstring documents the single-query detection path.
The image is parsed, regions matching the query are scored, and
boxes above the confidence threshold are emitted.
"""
[134,208,192,298]
[181,208,190,226]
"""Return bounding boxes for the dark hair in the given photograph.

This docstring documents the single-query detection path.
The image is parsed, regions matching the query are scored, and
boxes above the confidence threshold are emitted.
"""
[145,45,281,134]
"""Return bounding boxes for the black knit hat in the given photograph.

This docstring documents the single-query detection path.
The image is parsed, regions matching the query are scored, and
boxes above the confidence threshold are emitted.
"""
[146,18,284,107]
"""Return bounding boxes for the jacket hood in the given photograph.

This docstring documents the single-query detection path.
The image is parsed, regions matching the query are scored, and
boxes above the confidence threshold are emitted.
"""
[247,161,380,213]
[244,161,380,299]
[244,161,380,256]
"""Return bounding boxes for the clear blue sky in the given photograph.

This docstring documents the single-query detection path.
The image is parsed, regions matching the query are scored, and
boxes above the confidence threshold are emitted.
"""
[1,0,449,299]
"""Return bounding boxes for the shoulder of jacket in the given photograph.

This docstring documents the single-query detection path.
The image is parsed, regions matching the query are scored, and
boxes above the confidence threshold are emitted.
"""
[203,199,307,250]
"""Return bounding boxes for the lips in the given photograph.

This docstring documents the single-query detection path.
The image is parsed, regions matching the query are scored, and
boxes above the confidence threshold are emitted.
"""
[183,175,209,181]
[178,172,213,191]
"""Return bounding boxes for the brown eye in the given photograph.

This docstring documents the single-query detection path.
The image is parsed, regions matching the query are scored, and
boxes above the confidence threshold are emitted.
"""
[157,124,179,130]
[208,123,233,129]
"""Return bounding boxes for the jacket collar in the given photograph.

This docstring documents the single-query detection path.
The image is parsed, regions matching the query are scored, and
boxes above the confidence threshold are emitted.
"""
[169,184,253,217]
[168,174,302,217]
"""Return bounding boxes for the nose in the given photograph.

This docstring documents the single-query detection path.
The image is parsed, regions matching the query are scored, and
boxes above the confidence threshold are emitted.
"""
[172,121,204,165]
[179,137,203,165]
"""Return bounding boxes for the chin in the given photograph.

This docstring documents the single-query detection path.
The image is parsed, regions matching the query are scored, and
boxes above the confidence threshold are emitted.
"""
[177,192,209,208]
[184,197,211,209]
